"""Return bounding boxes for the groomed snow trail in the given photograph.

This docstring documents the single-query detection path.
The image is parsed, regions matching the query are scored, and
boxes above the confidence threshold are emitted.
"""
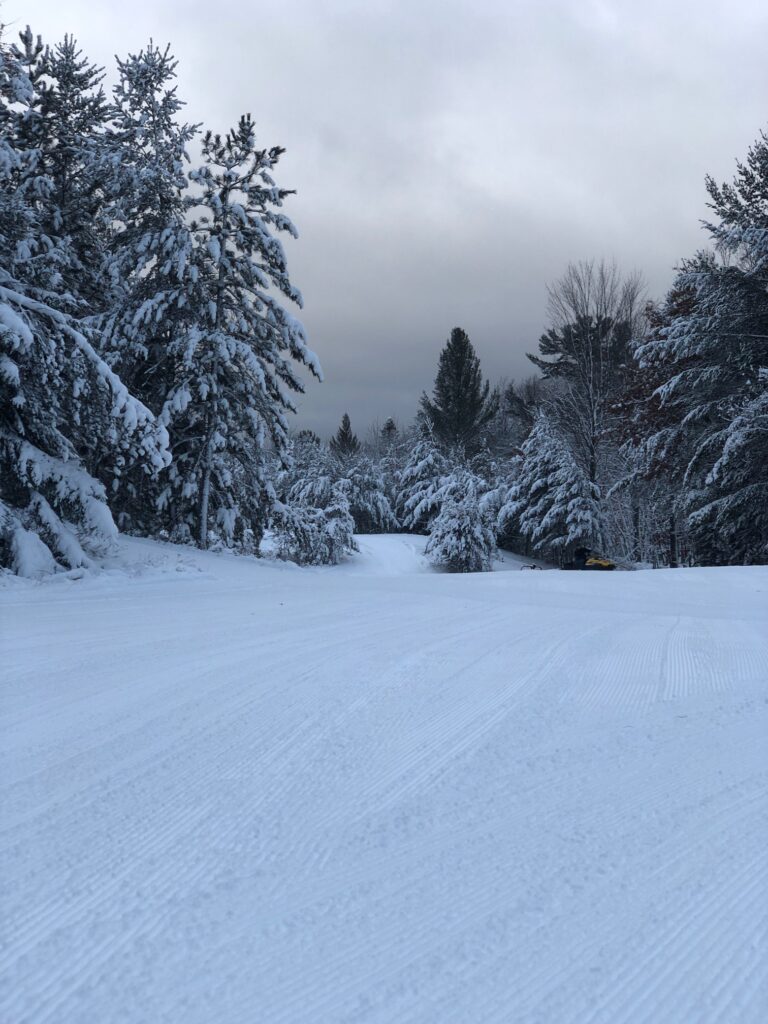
[2,536,767,1023]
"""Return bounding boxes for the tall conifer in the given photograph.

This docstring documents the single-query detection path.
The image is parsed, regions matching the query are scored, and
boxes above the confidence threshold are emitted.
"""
[419,327,496,453]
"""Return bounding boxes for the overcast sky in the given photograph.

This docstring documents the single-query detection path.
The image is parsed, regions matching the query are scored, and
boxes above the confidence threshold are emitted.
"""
[17,0,768,438]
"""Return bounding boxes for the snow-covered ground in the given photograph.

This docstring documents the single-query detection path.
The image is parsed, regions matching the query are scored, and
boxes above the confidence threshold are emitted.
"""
[2,535,767,1023]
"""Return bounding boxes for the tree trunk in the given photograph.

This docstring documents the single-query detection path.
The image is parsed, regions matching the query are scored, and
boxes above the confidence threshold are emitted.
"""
[198,461,211,549]
[669,515,678,568]
[198,426,215,550]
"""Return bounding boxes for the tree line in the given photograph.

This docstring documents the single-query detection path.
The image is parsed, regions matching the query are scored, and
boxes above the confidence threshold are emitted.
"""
[288,140,767,572]
[1,26,765,575]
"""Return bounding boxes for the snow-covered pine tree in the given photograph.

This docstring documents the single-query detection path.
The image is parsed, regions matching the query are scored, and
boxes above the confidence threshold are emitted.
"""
[326,413,397,531]
[636,131,768,564]
[271,435,355,565]
[282,431,396,536]
[511,262,645,562]
[15,30,110,310]
[98,42,198,531]
[0,28,169,575]
[475,450,523,553]
[395,426,496,568]
[271,494,355,566]
[395,432,449,532]
[425,466,497,573]
[607,303,692,566]
[277,431,335,509]
[419,327,497,453]
[499,411,601,560]
[156,115,322,549]
[342,455,398,533]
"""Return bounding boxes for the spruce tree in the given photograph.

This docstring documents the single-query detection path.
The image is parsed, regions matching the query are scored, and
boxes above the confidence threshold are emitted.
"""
[381,417,398,446]
[295,428,321,445]
[378,418,403,513]
[419,327,497,453]
[329,412,360,460]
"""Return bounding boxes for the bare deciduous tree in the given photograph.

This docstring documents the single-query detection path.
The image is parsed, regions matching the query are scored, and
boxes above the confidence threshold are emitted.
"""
[528,259,646,486]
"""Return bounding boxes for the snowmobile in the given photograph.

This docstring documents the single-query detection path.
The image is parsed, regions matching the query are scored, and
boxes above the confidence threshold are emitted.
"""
[562,547,616,571]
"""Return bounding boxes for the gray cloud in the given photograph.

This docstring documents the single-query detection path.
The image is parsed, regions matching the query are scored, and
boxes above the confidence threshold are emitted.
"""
[19,0,768,438]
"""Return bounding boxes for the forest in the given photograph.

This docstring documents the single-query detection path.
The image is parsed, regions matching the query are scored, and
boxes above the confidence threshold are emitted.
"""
[2,28,767,576]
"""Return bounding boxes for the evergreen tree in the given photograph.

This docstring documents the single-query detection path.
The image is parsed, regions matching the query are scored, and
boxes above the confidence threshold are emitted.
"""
[425,466,496,573]
[395,427,497,568]
[155,115,321,548]
[378,418,404,514]
[343,456,398,533]
[329,412,360,460]
[291,425,395,535]
[271,437,355,565]
[636,131,768,564]
[16,31,110,309]
[611,290,696,566]
[421,462,499,573]
[278,434,336,509]
[271,495,355,566]
[0,28,169,575]
[97,42,198,531]
[419,327,497,452]
[499,411,601,559]
[395,433,449,531]
[381,417,398,446]
[295,428,320,445]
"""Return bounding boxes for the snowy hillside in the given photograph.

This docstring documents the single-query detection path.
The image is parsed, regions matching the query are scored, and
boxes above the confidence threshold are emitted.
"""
[2,536,767,1023]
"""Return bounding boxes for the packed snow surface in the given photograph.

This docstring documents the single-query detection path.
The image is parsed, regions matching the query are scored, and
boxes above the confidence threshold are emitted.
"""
[2,535,767,1023]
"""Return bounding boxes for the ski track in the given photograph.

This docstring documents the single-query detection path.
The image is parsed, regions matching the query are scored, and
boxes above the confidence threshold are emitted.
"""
[1,535,767,1023]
